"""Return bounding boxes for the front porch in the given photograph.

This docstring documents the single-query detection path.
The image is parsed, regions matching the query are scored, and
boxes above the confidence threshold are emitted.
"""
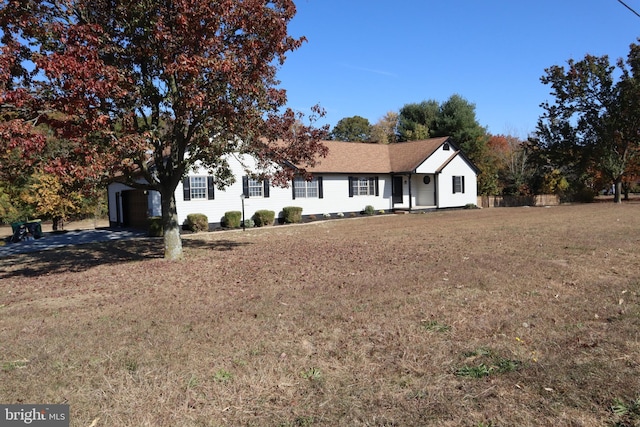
[391,173,437,211]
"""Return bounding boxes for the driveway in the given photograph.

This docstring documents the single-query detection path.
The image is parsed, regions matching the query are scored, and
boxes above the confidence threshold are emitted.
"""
[0,228,148,258]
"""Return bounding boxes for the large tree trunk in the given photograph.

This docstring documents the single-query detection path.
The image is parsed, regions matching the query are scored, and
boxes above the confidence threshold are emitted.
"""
[161,188,183,260]
[623,181,630,201]
[613,179,623,204]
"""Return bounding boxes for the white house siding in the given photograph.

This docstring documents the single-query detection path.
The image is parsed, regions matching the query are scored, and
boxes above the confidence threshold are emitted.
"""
[435,155,478,208]
[415,143,457,173]
[411,174,436,207]
[108,139,480,228]
[172,153,393,225]
[176,174,392,225]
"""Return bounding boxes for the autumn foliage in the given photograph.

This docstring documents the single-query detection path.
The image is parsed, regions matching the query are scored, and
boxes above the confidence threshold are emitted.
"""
[0,0,328,258]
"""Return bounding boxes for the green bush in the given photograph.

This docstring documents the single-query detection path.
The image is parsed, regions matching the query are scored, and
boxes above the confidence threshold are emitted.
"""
[223,211,242,228]
[364,205,375,215]
[253,210,275,227]
[184,213,208,232]
[148,216,163,237]
[282,206,303,224]
[242,218,255,228]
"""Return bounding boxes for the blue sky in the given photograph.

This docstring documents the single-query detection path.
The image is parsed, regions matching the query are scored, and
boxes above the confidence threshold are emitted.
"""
[276,0,640,139]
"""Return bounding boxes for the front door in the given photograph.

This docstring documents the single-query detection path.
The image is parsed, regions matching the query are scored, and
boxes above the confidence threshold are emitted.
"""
[121,190,148,229]
[392,176,403,204]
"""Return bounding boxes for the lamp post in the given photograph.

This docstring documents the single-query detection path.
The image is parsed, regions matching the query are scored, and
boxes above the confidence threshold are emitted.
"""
[240,193,246,231]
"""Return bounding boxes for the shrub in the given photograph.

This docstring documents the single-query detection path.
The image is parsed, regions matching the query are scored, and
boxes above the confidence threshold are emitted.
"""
[464,203,479,209]
[223,211,242,228]
[242,218,255,228]
[253,210,275,227]
[282,206,303,224]
[336,212,344,218]
[573,187,596,203]
[323,213,331,219]
[308,214,316,221]
[184,213,208,232]
[364,205,375,215]
[148,216,163,237]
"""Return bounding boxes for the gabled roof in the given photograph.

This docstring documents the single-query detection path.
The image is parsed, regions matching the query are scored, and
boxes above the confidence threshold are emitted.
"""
[306,136,452,174]
[388,137,450,172]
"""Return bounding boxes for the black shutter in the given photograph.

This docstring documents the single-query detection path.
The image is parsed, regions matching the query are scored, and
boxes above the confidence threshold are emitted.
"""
[348,176,354,197]
[374,176,379,196]
[462,176,465,194]
[183,177,191,201]
[291,178,296,200]
[318,177,323,199]
[242,176,249,198]
[207,176,215,200]
[263,179,270,198]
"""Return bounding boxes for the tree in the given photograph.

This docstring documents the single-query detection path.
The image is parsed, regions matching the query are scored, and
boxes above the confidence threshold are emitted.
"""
[330,115,371,142]
[20,171,84,230]
[370,111,398,144]
[397,100,439,141]
[535,44,640,203]
[0,184,18,223]
[0,0,328,259]
[397,95,488,159]
[488,134,535,195]
[434,94,488,162]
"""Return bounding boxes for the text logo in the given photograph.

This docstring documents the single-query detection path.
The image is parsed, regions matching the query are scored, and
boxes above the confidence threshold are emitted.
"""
[0,405,69,427]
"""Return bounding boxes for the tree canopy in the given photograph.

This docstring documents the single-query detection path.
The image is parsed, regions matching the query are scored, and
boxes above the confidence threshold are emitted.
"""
[397,95,488,160]
[0,0,328,259]
[533,42,640,203]
[370,111,398,144]
[330,115,371,142]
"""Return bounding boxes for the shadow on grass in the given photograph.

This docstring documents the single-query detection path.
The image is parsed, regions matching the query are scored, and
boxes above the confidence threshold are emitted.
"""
[0,237,250,279]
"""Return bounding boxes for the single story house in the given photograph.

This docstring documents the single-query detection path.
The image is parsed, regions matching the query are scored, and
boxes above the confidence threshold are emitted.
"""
[107,136,478,228]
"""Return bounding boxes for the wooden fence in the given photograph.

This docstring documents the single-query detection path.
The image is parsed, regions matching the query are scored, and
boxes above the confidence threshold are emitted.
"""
[477,194,560,208]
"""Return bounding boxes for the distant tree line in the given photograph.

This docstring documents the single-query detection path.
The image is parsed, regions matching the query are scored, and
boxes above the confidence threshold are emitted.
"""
[329,40,640,201]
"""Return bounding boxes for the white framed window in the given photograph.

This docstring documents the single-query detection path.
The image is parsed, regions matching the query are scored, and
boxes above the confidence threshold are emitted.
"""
[242,176,270,198]
[293,177,319,198]
[190,176,207,199]
[183,176,214,201]
[453,176,465,194]
[248,178,263,197]
[349,176,378,197]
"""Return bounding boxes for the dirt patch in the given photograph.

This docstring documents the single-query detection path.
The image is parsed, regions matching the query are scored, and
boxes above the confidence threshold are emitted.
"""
[1,203,639,426]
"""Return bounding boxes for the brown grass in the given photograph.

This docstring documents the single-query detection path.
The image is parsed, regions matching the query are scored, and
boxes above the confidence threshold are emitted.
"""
[1,203,639,427]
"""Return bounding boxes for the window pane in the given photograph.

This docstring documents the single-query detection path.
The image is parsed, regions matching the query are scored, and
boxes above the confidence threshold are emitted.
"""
[453,176,463,193]
[248,179,263,197]
[294,177,318,198]
[358,178,368,195]
[190,176,207,199]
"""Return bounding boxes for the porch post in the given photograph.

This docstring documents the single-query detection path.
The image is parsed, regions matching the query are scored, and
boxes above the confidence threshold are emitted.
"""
[408,173,413,210]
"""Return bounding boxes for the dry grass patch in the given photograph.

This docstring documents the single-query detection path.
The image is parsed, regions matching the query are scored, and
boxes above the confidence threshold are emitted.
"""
[1,203,640,426]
